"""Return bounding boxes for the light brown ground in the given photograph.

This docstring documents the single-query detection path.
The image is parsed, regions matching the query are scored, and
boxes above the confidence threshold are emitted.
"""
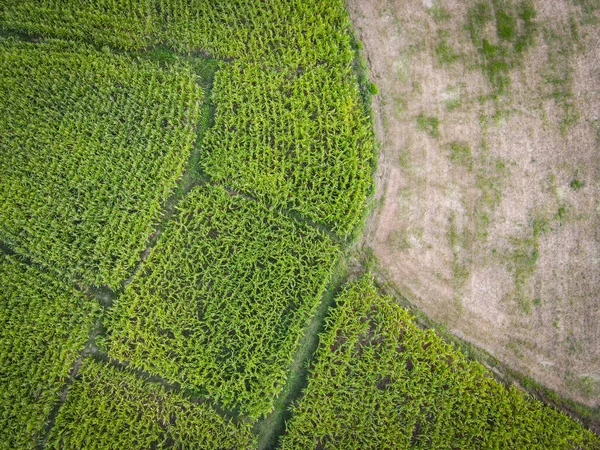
[350,0,600,407]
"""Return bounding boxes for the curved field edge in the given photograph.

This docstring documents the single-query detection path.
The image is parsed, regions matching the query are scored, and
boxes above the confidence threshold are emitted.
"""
[0,0,592,446]
[280,276,600,449]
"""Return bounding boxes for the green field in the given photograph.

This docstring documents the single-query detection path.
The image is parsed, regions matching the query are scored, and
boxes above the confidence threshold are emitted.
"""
[107,185,338,419]
[48,359,255,449]
[0,39,203,288]
[0,254,99,449]
[0,0,597,448]
[281,278,599,449]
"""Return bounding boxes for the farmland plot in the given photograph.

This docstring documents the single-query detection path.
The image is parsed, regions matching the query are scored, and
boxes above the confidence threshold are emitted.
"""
[107,185,338,419]
[281,277,600,449]
[0,254,99,449]
[48,359,255,449]
[0,39,202,288]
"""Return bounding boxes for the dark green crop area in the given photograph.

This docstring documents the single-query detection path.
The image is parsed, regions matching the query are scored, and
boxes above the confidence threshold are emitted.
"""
[0,0,597,448]
[281,278,600,449]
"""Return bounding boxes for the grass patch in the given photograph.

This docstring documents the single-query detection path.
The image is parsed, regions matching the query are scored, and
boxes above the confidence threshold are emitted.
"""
[570,179,585,190]
[435,30,459,65]
[449,142,474,170]
[416,113,440,138]
[466,0,538,98]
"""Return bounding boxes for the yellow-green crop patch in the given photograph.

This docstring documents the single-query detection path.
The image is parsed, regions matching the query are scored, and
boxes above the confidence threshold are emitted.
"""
[48,359,255,449]
[281,277,599,449]
[0,254,99,449]
[0,0,353,65]
[107,185,338,419]
[0,39,202,288]
[202,61,373,236]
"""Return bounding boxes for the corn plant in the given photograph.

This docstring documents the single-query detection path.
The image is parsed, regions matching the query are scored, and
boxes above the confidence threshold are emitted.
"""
[107,185,339,419]
[48,359,255,449]
[0,254,100,449]
[0,39,203,288]
[281,277,600,449]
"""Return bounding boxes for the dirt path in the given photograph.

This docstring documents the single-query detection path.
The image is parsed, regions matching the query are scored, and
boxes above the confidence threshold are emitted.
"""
[350,0,600,407]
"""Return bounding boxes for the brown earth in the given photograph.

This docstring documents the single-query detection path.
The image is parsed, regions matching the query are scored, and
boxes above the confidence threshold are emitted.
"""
[350,0,600,408]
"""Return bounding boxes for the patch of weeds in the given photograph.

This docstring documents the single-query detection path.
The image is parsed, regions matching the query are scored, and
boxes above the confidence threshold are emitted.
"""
[569,178,585,191]
[395,95,408,117]
[466,0,538,98]
[416,113,440,138]
[572,0,600,25]
[503,216,548,313]
[429,2,452,22]
[435,30,459,65]
[471,135,510,242]
[412,80,423,95]
[496,7,517,42]
[566,373,600,399]
[449,142,473,171]
[444,97,462,111]
[554,204,568,223]
[398,150,412,170]
[515,1,537,53]
[481,39,511,96]
[542,21,582,135]
[447,213,472,303]
[389,228,422,250]
[507,338,524,358]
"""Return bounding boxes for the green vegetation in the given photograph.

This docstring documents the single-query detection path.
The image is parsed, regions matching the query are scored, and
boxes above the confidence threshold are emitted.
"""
[0,254,99,449]
[542,21,582,134]
[202,61,373,236]
[0,39,203,288]
[466,0,537,97]
[48,359,255,449]
[449,142,474,170]
[281,277,600,449]
[435,30,459,65]
[416,113,440,138]
[0,0,354,65]
[570,179,585,190]
[0,0,598,446]
[107,185,338,419]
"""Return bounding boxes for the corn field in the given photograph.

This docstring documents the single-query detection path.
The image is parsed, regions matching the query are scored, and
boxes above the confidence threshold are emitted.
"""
[281,277,600,449]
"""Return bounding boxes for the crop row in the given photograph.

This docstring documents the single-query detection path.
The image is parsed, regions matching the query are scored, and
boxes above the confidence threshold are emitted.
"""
[281,277,600,449]
[0,39,203,288]
[1,1,374,238]
[48,359,254,449]
[202,61,374,235]
[107,185,339,419]
[0,0,354,66]
[0,254,99,449]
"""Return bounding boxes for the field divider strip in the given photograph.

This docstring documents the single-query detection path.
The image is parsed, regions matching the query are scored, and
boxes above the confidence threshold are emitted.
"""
[254,255,359,449]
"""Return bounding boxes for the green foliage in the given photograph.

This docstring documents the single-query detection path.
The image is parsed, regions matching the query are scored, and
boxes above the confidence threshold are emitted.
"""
[435,38,459,65]
[0,254,99,449]
[202,61,374,236]
[48,359,255,449]
[0,39,203,288]
[0,0,354,66]
[0,2,374,238]
[416,113,440,138]
[107,185,339,419]
[467,0,537,97]
[570,179,585,190]
[450,142,473,170]
[281,277,600,449]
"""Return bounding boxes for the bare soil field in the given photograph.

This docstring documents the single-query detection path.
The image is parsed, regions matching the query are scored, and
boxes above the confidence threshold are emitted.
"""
[350,0,600,408]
